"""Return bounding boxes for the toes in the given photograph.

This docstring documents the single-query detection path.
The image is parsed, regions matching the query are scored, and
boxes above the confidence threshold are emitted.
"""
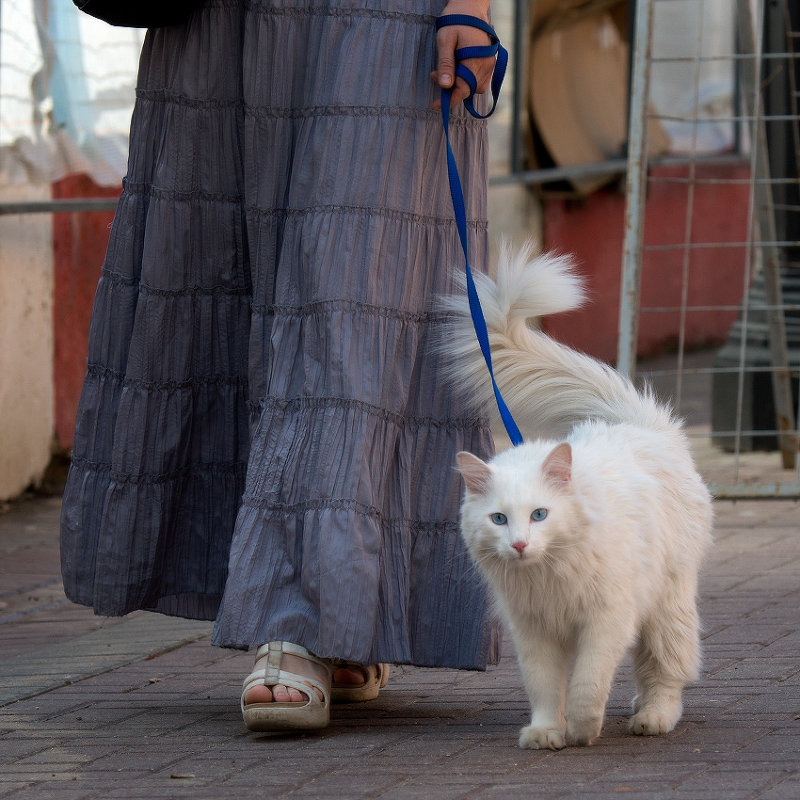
[244,684,311,705]
[245,647,330,707]
[271,683,325,704]
[270,684,291,703]
[271,684,310,703]
[244,684,273,704]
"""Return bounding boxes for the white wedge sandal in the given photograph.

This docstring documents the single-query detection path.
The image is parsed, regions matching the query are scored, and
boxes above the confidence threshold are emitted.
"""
[241,641,332,731]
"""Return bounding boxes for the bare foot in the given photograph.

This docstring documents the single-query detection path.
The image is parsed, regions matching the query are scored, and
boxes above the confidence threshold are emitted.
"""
[332,665,373,686]
[244,649,330,705]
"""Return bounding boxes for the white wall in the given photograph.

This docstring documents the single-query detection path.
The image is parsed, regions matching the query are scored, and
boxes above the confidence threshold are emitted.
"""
[0,184,54,501]
[487,0,544,257]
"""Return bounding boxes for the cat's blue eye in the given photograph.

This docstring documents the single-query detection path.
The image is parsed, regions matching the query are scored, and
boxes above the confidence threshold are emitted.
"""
[531,508,548,522]
[490,512,508,525]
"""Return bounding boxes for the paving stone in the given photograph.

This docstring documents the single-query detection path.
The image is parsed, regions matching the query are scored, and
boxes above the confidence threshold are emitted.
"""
[756,775,800,800]
[0,785,34,799]
[1,788,96,800]
[1,497,799,798]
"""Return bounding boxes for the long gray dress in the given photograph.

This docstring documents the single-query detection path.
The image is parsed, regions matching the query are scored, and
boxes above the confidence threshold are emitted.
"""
[60,0,500,669]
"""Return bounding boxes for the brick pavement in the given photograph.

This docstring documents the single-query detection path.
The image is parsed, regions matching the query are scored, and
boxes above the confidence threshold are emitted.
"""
[0,495,798,799]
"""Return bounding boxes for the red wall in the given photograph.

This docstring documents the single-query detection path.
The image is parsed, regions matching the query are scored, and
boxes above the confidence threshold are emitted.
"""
[52,174,119,450]
[542,162,751,363]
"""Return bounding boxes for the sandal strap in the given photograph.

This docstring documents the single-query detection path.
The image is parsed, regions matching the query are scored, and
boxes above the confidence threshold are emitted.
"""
[242,641,331,711]
[254,640,330,671]
[241,670,328,704]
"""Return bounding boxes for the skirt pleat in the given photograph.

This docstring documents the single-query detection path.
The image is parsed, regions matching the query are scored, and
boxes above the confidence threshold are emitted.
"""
[61,0,500,669]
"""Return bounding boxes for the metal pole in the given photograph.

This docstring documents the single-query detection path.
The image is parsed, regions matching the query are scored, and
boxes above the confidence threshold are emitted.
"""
[617,0,654,378]
[0,198,118,215]
[511,0,530,174]
[737,0,798,469]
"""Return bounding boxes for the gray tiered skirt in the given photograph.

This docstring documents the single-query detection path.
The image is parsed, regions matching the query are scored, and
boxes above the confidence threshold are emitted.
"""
[60,0,500,669]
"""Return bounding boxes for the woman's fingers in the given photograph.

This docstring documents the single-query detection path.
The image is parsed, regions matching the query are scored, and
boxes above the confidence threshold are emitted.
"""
[432,24,494,110]
[432,0,494,109]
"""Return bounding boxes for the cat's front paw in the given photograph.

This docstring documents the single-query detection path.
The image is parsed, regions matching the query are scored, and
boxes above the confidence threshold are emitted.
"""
[565,715,603,746]
[629,707,680,736]
[518,725,566,750]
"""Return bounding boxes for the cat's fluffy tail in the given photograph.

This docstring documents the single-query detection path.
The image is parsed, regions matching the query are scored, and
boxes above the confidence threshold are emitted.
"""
[438,241,676,439]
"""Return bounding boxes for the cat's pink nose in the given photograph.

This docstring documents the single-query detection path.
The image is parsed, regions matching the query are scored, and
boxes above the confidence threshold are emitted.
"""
[511,541,527,555]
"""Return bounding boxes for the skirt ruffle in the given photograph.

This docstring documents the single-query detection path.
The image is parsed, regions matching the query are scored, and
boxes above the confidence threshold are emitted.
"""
[61,0,500,669]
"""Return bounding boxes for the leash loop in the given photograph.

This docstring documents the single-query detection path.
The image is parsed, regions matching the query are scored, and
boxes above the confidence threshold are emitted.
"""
[435,14,508,119]
[436,14,523,447]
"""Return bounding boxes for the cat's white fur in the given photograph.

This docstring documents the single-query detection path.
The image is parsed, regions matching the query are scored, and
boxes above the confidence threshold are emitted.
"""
[441,242,713,750]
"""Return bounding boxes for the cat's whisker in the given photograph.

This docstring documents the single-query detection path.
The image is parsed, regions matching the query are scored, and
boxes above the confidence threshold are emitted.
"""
[443,544,496,578]
[470,551,500,571]
[545,540,579,552]
[538,551,560,572]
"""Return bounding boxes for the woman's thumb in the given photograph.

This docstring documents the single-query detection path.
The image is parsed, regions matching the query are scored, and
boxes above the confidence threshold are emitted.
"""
[437,57,455,88]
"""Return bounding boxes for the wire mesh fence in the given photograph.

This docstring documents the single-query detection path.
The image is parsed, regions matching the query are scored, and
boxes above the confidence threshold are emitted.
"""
[621,0,800,498]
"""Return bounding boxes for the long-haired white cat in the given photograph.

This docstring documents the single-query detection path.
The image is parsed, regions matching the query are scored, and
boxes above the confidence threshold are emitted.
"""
[441,243,712,750]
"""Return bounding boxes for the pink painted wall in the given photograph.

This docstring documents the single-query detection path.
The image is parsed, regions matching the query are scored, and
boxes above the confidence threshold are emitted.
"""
[542,162,751,363]
[52,174,119,450]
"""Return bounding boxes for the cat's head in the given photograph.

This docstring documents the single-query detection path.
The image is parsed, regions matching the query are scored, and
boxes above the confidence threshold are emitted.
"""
[456,442,574,567]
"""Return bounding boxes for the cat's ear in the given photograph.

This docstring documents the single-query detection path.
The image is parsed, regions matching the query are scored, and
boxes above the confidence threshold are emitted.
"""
[542,442,572,488]
[456,451,493,495]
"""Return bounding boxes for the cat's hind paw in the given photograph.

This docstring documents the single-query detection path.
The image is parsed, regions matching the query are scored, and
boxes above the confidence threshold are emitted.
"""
[629,707,680,736]
[518,725,566,750]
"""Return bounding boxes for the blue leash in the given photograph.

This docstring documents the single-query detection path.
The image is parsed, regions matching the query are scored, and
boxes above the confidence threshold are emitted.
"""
[436,14,524,447]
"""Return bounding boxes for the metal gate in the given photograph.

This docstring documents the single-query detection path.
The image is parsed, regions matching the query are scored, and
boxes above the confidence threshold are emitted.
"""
[620,0,800,498]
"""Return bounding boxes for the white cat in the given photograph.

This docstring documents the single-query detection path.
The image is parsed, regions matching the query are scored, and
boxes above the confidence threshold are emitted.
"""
[441,243,713,750]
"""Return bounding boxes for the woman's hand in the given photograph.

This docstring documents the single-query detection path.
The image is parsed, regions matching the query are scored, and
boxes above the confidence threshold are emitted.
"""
[431,0,494,110]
